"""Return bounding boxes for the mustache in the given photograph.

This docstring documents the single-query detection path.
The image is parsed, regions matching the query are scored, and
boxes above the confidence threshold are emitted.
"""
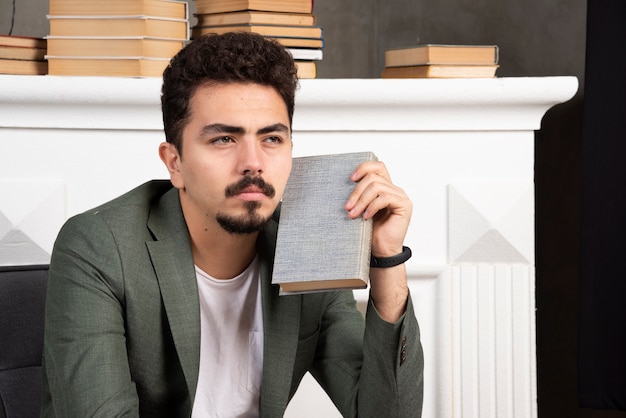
[225,176,276,198]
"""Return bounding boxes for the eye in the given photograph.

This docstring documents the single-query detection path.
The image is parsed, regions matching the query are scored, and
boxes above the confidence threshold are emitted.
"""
[211,136,235,144]
[263,136,283,144]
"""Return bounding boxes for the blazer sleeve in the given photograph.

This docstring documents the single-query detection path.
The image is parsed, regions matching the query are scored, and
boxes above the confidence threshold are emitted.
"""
[308,290,424,418]
[41,213,140,417]
[360,296,424,417]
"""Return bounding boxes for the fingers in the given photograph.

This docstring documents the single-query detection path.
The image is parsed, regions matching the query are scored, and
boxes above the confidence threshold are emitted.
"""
[346,178,406,220]
[345,161,387,218]
[350,160,391,183]
[344,161,410,221]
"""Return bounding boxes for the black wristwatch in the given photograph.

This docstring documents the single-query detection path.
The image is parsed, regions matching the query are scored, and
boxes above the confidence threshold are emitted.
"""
[370,246,412,268]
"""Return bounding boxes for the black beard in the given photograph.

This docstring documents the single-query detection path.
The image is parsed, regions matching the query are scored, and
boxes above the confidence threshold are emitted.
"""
[216,175,275,234]
[216,200,271,234]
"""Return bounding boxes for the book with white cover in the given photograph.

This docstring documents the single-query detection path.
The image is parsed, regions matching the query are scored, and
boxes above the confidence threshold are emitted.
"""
[287,47,322,60]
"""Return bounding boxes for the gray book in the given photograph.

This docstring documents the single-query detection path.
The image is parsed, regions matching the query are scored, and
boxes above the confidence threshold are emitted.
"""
[272,151,377,295]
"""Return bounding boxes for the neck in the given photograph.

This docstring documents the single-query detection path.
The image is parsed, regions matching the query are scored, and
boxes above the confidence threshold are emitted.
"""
[178,190,265,279]
[190,226,259,280]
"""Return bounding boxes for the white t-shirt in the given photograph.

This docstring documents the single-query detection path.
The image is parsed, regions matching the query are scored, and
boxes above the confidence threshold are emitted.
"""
[191,256,264,418]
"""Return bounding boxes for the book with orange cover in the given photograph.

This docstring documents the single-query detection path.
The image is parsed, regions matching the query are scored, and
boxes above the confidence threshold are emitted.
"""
[49,0,188,19]
[265,36,323,49]
[0,45,46,61]
[48,15,189,39]
[381,64,499,79]
[195,11,315,27]
[192,23,322,39]
[295,61,316,79]
[195,0,313,14]
[0,35,46,49]
[46,36,185,59]
[46,56,169,77]
[0,58,47,75]
[191,27,324,48]
[384,44,499,67]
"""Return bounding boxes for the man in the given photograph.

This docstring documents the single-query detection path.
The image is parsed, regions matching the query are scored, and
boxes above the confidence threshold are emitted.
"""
[41,32,423,417]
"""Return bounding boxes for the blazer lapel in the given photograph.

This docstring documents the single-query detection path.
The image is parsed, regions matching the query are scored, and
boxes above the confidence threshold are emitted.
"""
[145,188,201,403]
[257,219,302,416]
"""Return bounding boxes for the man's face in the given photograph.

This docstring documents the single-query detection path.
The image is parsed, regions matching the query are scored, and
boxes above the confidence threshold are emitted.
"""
[164,82,293,235]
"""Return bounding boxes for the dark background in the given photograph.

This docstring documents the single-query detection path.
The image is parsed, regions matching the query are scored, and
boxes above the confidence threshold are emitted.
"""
[578,0,626,414]
[2,1,624,416]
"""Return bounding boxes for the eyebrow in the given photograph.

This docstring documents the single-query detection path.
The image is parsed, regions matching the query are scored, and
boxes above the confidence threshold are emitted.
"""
[200,123,243,136]
[257,123,290,135]
[200,123,290,136]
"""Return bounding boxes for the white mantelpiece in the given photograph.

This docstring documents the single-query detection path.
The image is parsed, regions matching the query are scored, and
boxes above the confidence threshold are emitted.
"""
[0,75,577,417]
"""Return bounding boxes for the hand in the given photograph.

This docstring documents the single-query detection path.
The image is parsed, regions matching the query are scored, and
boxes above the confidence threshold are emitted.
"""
[344,160,413,323]
[344,161,413,257]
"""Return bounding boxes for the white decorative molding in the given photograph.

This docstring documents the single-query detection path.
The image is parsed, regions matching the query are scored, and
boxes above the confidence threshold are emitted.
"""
[0,76,162,131]
[448,265,537,418]
[294,77,578,132]
[0,74,578,417]
[0,180,65,266]
[0,76,577,132]
[449,183,534,264]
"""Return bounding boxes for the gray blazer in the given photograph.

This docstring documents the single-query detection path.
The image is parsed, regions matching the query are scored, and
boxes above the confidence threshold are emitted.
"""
[41,180,423,417]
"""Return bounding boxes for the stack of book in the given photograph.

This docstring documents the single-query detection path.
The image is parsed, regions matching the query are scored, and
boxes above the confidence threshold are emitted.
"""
[0,35,47,75]
[381,44,499,78]
[46,0,189,77]
[191,0,322,78]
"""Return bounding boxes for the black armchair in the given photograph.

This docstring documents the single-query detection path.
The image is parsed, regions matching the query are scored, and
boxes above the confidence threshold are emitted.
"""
[0,265,48,418]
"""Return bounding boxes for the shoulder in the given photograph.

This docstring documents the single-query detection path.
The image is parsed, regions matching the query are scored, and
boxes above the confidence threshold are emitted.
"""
[86,180,175,217]
[56,180,177,246]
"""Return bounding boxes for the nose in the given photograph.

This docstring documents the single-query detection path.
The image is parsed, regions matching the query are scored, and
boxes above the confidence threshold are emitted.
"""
[238,141,264,176]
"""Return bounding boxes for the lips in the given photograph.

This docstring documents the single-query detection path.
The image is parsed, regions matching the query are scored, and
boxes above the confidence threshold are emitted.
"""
[240,185,263,194]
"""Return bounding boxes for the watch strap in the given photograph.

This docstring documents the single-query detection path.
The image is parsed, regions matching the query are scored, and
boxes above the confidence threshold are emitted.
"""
[370,246,412,268]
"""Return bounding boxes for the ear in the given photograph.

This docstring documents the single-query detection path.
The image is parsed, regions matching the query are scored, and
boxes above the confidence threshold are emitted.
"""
[159,142,184,189]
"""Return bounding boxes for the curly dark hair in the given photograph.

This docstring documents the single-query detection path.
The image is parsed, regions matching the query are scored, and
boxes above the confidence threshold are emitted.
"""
[161,32,299,154]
